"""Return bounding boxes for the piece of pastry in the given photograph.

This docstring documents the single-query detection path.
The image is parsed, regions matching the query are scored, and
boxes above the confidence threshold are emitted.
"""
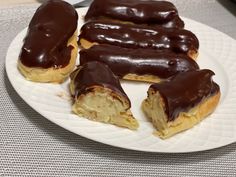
[18,0,78,83]
[142,69,220,139]
[79,20,199,59]
[70,61,139,130]
[85,0,184,28]
[79,44,199,83]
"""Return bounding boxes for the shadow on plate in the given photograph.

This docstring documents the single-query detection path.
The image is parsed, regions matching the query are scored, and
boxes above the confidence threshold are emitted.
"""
[217,0,236,17]
[36,0,46,3]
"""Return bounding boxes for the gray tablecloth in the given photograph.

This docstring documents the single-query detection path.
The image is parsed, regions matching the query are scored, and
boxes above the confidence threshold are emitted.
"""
[1,0,236,176]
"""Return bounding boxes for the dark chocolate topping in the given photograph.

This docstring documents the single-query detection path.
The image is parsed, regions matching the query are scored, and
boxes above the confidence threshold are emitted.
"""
[79,20,199,54]
[19,0,78,68]
[85,0,180,25]
[150,69,220,121]
[79,44,199,79]
[71,61,130,106]
[161,16,184,28]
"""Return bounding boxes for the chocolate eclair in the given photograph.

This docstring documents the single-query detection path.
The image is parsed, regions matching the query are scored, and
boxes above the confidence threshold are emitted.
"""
[80,44,199,83]
[70,61,139,130]
[142,69,221,139]
[85,0,184,28]
[79,20,199,59]
[18,0,78,83]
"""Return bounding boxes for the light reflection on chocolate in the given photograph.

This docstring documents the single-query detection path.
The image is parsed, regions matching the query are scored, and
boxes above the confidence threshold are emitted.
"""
[150,69,220,121]
[71,61,131,107]
[19,0,78,68]
[85,0,184,28]
[79,20,199,54]
[80,44,199,80]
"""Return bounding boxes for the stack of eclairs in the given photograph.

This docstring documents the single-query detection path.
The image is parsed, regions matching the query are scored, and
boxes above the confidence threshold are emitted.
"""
[18,0,220,139]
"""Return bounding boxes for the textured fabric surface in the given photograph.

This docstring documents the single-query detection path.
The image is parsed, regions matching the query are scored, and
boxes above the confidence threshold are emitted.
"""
[1,0,236,176]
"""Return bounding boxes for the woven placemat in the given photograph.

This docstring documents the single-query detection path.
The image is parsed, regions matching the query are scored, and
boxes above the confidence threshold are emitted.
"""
[1,1,236,176]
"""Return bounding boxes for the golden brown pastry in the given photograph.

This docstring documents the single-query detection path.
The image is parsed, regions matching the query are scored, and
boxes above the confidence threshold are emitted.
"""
[18,0,78,83]
[79,44,199,83]
[70,61,139,130]
[79,20,199,60]
[142,69,220,139]
[85,0,184,28]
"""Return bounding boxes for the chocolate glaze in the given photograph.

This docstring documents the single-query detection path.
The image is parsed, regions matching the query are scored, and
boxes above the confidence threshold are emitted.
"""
[19,0,78,68]
[161,16,184,28]
[79,44,199,79]
[150,69,220,121]
[79,20,199,54]
[85,0,184,28]
[71,61,130,107]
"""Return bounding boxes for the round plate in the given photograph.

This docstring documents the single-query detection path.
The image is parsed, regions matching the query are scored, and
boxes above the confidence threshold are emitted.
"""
[5,8,236,153]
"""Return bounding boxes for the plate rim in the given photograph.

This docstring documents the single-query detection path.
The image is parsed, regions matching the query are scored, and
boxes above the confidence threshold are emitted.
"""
[5,7,236,153]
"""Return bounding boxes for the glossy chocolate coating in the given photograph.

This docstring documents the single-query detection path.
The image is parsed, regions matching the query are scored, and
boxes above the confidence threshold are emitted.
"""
[161,16,184,28]
[19,0,78,68]
[150,69,220,121]
[85,0,183,28]
[79,44,199,79]
[79,20,199,54]
[71,61,130,106]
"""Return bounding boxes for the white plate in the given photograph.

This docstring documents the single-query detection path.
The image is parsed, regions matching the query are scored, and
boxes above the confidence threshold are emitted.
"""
[5,8,236,153]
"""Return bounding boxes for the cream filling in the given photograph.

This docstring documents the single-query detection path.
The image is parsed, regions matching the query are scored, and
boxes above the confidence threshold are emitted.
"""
[72,87,139,130]
[142,90,220,139]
